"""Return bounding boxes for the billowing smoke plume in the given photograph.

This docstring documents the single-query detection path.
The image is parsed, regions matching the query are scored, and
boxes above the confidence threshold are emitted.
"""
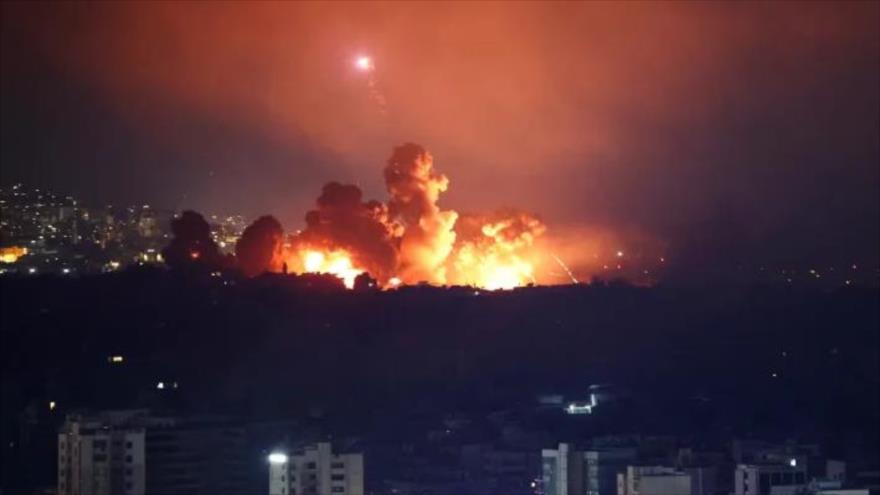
[235,215,284,277]
[213,142,663,289]
[384,143,458,284]
[289,182,398,281]
[280,143,554,288]
[447,210,546,288]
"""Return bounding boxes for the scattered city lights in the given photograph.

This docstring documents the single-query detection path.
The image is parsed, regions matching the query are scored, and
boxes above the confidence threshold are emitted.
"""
[268,452,288,464]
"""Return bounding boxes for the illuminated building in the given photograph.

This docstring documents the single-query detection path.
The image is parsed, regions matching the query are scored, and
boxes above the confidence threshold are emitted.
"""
[268,442,364,495]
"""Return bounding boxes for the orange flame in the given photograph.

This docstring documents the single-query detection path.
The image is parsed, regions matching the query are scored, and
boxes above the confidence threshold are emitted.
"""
[288,248,364,289]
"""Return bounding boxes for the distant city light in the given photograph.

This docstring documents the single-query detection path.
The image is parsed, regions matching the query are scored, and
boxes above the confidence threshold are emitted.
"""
[789,458,797,467]
[564,402,593,415]
[49,401,56,411]
[156,382,165,390]
[109,355,124,364]
[268,452,288,464]
[28,267,37,274]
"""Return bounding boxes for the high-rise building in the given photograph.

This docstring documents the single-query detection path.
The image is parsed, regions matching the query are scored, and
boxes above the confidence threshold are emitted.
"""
[542,443,636,495]
[268,442,364,495]
[58,410,251,495]
[57,410,151,495]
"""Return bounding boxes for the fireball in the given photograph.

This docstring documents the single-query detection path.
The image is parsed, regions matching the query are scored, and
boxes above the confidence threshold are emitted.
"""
[292,249,364,289]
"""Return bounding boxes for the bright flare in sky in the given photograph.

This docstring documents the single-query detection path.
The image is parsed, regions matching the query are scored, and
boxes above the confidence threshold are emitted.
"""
[355,55,373,71]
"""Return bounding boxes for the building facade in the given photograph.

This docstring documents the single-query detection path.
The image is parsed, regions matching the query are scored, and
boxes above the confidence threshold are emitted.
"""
[57,410,149,495]
[58,410,250,495]
[542,443,637,495]
[735,462,808,495]
[269,442,364,495]
[618,466,693,495]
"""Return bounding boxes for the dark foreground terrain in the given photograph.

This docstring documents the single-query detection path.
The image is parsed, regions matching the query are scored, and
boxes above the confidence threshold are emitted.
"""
[1,269,878,492]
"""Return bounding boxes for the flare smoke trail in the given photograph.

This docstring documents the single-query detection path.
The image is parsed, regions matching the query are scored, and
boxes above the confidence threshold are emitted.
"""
[354,55,387,114]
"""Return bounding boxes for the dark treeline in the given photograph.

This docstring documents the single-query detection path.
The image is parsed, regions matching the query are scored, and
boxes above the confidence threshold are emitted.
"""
[1,268,877,426]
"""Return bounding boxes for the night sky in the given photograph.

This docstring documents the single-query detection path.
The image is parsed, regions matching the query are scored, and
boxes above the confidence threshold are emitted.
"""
[1,2,878,267]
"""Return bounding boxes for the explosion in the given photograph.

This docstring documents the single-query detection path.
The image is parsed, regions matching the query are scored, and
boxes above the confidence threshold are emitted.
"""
[447,211,545,290]
[279,143,546,290]
[299,249,363,289]
[199,143,663,290]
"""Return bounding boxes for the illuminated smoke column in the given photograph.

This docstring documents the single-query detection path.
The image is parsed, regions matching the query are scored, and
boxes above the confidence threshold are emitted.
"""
[280,143,662,289]
[284,143,544,288]
[448,211,546,290]
[384,143,457,284]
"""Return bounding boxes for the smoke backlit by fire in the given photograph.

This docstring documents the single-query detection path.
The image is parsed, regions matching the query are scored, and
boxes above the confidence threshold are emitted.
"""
[268,143,663,290]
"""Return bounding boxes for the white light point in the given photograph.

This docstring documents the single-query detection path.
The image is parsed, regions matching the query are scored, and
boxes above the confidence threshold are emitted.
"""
[355,56,373,72]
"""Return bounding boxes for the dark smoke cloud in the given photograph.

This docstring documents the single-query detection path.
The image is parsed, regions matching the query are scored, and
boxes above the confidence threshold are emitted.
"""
[162,210,225,271]
[291,182,398,281]
[235,215,284,277]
